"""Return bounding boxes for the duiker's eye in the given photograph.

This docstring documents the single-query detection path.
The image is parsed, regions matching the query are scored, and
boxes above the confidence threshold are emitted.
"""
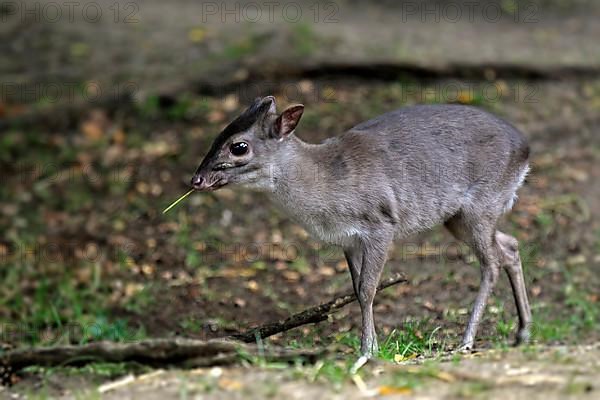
[229,142,249,156]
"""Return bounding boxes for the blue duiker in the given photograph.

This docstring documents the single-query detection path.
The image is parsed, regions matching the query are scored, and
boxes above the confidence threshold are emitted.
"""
[191,96,532,360]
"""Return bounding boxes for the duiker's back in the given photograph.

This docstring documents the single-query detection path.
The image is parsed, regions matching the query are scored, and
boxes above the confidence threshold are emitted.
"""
[293,104,530,239]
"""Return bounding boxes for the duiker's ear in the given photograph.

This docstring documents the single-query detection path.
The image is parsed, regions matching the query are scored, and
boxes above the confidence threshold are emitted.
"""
[273,104,304,139]
[253,96,277,115]
[262,96,277,115]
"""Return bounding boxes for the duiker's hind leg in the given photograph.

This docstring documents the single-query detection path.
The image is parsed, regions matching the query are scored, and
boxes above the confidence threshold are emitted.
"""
[496,231,532,344]
[344,246,363,299]
[446,214,502,350]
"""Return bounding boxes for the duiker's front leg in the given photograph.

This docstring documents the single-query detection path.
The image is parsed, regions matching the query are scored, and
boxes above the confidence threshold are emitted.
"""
[356,234,392,357]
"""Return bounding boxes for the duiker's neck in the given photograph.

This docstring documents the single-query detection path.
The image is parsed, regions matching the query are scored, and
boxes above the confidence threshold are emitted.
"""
[268,134,331,197]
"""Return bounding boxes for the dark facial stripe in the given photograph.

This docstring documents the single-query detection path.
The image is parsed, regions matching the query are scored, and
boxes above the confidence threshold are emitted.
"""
[196,98,272,173]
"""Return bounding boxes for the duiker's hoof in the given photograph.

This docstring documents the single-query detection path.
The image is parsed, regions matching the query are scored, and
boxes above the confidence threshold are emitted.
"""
[515,328,531,346]
[350,355,370,374]
[456,341,474,353]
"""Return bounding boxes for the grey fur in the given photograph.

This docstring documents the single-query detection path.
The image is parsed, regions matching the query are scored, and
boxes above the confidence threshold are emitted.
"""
[192,97,532,357]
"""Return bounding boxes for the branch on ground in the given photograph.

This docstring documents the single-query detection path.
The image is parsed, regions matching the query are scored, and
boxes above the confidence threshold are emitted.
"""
[2,273,407,371]
[3,339,324,371]
[229,272,407,342]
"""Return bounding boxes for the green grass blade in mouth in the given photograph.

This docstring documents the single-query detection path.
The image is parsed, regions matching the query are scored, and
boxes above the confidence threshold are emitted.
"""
[162,189,194,214]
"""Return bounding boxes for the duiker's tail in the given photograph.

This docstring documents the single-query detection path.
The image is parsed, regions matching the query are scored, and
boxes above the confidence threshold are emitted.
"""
[503,164,530,213]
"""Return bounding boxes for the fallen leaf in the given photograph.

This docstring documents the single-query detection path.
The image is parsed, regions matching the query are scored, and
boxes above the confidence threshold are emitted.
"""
[335,260,347,272]
[566,255,586,267]
[70,42,89,57]
[378,385,413,395]
[220,267,256,278]
[112,128,126,144]
[125,283,144,297]
[282,270,300,281]
[208,110,225,123]
[394,353,417,363]
[434,371,456,382]
[81,120,103,141]
[457,90,473,104]
[423,300,437,311]
[218,378,243,391]
[318,265,336,276]
[234,297,246,307]
[188,27,207,43]
[141,264,155,276]
[245,280,259,292]
[222,95,239,112]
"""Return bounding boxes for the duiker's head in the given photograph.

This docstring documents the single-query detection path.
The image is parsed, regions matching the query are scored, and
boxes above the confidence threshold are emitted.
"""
[191,96,304,191]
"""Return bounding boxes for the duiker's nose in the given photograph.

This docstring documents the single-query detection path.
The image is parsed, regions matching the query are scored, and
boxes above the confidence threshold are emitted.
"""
[191,175,205,190]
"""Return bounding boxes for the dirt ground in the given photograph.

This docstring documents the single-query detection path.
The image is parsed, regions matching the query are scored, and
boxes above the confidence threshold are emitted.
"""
[2,76,599,399]
[3,344,599,399]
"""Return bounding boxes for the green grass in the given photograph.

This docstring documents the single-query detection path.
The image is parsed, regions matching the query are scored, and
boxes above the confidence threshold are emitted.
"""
[26,362,145,378]
[289,318,446,361]
[532,269,599,343]
[496,317,516,341]
[239,319,446,390]
[378,320,445,361]
[534,210,554,236]
[179,316,204,334]
[0,253,145,346]
[0,127,158,349]
[123,284,157,314]
[223,39,258,59]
